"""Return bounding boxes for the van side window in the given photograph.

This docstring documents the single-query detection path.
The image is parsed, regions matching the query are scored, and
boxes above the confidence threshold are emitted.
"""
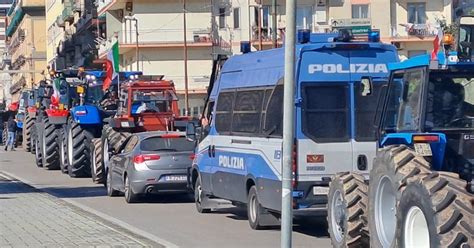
[232,90,264,134]
[302,84,349,142]
[355,82,387,141]
[263,84,283,137]
[215,91,235,134]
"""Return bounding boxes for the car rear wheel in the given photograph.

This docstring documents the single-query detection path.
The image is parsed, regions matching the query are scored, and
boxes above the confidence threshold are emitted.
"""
[124,175,139,203]
[194,176,211,213]
[106,169,120,197]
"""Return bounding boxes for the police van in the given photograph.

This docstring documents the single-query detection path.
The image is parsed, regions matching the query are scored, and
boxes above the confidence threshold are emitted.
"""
[186,31,399,229]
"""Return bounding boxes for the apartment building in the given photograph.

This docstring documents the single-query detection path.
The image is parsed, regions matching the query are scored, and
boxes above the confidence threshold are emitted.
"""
[46,0,99,70]
[97,0,213,116]
[0,0,13,104]
[6,0,46,101]
[217,0,454,58]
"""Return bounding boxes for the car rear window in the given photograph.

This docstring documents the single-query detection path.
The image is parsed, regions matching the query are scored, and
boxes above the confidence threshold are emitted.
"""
[140,137,195,152]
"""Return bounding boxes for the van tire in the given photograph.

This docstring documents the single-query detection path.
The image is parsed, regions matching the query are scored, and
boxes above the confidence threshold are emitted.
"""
[247,186,265,230]
[194,176,211,213]
[328,172,369,248]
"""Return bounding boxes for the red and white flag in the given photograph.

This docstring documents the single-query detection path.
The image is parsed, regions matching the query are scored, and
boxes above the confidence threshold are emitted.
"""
[431,27,443,60]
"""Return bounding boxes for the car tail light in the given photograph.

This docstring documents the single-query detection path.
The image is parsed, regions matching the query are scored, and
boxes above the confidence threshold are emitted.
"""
[134,154,161,164]
[189,154,196,160]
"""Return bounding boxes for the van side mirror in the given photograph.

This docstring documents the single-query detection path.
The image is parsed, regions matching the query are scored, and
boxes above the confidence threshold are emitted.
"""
[360,77,373,96]
[186,122,196,142]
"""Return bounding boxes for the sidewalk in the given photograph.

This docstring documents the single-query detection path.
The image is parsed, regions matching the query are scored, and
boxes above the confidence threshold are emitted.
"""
[0,173,162,248]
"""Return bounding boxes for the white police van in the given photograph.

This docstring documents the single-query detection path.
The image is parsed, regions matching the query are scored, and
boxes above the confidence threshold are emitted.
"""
[187,31,399,229]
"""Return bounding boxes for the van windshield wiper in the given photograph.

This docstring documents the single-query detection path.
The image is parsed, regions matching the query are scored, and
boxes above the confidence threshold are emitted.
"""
[264,125,277,137]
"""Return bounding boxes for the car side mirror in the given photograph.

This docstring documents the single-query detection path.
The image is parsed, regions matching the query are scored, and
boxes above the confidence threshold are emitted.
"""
[186,122,196,142]
[360,77,373,96]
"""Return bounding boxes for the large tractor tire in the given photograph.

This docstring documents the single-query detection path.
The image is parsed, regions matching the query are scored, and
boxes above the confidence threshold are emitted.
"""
[90,138,104,184]
[42,118,60,170]
[101,125,130,187]
[67,120,95,178]
[328,172,369,248]
[34,122,44,168]
[368,145,432,248]
[22,112,35,152]
[30,123,36,155]
[396,172,473,248]
[2,125,6,146]
[59,126,69,174]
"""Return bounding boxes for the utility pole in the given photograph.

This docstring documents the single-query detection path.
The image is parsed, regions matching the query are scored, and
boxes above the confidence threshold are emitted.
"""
[183,0,190,116]
[258,5,262,50]
[135,19,139,71]
[281,0,296,247]
[272,0,277,48]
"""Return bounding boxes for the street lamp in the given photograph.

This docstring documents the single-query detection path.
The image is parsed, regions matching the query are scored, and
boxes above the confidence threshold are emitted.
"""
[124,15,139,71]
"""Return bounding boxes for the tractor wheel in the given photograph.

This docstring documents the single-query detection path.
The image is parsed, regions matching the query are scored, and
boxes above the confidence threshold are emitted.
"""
[34,123,44,168]
[30,124,36,154]
[67,121,94,178]
[2,125,6,146]
[91,138,104,184]
[368,145,432,248]
[328,172,369,248]
[396,172,474,248]
[22,112,35,152]
[42,118,60,170]
[59,126,69,174]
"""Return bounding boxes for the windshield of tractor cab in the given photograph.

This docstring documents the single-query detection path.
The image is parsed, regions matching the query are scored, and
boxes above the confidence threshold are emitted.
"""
[425,73,474,130]
[131,91,174,114]
[85,85,105,104]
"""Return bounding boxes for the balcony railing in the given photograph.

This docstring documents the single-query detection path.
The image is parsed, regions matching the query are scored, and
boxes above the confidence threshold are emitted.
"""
[121,28,212,45]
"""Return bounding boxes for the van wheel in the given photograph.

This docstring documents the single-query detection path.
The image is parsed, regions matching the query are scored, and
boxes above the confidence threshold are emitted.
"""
[247,186,264,230]
[194,176,211,213]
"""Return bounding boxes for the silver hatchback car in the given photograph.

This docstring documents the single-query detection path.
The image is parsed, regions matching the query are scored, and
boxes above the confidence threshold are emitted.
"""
[106,131,195,203]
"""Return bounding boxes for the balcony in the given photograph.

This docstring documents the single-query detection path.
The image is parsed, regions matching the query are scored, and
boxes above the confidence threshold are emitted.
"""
[6,8,25,37]
[20,0,45,9]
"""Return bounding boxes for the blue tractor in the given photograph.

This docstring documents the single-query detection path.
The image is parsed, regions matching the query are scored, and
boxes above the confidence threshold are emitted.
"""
[62,70,142,178]
[328,17,474,247]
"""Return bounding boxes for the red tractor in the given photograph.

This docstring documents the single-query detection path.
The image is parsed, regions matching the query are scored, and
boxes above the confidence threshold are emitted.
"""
[90,75,192,184]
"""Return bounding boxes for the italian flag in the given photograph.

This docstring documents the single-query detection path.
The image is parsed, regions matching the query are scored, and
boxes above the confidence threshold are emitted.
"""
[51,78,61,106]
[103,42,120,91]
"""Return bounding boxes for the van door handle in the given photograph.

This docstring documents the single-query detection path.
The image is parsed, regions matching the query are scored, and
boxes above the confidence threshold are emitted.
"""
[208,146,212,157]
[211,145,216,157]
[357,155,368,171]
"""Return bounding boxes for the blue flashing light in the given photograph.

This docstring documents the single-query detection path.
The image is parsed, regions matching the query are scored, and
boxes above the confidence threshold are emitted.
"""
[368,29,380,42]
[120,71,143,79]
[240,41,251,54]
[297,29,311,44]
[84,70,105,78]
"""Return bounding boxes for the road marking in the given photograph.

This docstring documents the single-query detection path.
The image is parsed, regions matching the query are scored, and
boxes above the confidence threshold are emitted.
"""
[0,171,180,248]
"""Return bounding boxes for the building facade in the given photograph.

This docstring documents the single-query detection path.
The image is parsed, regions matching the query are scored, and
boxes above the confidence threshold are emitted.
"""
[0,0,13,104]
[216,0,454,58]
[6,0,47,101]
[97,0,214,116]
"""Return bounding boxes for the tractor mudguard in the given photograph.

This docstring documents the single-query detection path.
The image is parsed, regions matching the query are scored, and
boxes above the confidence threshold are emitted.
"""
[70,105,102,125]
[45,109,69,124]
[380,132,447,170]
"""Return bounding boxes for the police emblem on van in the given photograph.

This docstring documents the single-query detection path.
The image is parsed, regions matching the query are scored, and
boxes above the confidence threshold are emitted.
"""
[308,64,388,74]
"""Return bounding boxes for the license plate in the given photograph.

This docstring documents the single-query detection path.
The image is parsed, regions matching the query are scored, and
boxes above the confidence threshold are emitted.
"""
[414,143,432,157]
[313,186,329,195]
[164,175,187,182]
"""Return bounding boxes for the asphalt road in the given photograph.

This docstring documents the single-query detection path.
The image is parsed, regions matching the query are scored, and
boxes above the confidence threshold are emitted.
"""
[0,149,331,248]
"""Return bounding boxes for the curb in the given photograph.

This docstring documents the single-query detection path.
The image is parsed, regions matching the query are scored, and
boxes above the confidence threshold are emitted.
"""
[0,170,179,248]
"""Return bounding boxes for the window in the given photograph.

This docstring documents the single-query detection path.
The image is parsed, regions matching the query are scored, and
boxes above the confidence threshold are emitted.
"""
[397,69,425,131]
[262,6,270,28]
[219,7,226,29]
[407,3,426,24]
[123,136,139,153]
[352,4,369,19]
[215,91,235,133]
[355,82,387,141]
[263,84,283,137]
[297,6,313,30]
[140,137,195,152]
[233,8,240,29]
[408,50,427,58]
[232,90,264,134]
[302,84,349,142]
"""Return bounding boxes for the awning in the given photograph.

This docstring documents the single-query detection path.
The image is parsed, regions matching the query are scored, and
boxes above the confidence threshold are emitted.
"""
[6,8,25,37]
